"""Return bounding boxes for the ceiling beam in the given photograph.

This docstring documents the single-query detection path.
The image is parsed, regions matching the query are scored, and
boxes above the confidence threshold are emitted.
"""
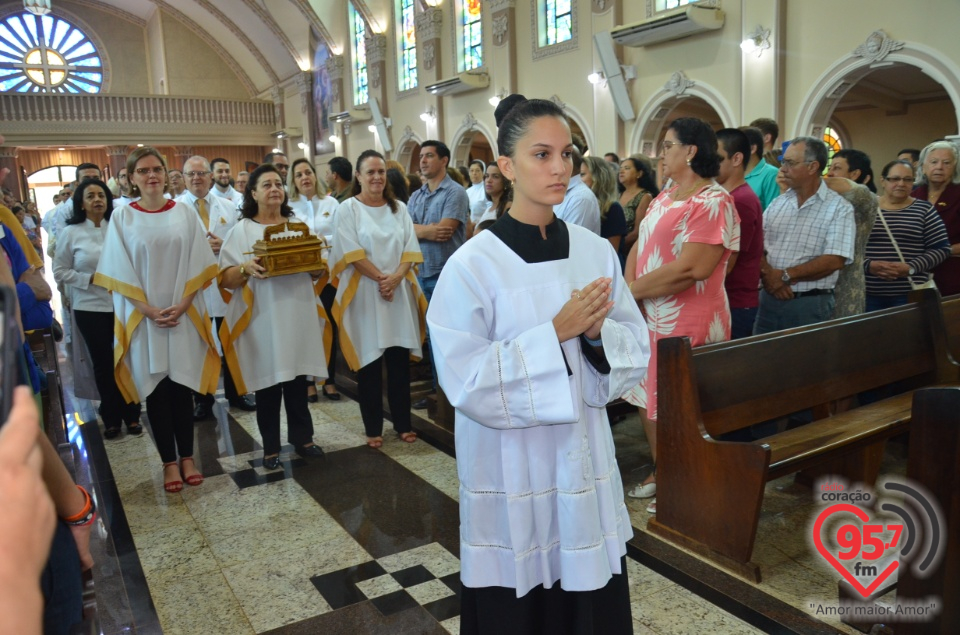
[846,80,907,116]
[240,0,306,69]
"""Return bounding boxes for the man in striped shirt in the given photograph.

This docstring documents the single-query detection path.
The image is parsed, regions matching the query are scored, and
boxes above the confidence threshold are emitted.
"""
[755,137,856,334]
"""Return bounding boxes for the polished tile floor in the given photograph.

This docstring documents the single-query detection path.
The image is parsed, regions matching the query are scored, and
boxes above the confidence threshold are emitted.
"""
[59,350,900,634]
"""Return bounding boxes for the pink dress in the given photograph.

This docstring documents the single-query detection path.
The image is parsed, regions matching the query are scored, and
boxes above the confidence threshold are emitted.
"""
[623,182,740,420]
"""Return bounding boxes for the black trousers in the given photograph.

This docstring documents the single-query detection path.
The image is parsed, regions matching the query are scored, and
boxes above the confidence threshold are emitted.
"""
[195,316,240,405]
[319,283,339,385]
[145,377,195,463]
[460,556,633,635]
[255,375,315,456]
[73,310,141,428]
[356,347,411,437]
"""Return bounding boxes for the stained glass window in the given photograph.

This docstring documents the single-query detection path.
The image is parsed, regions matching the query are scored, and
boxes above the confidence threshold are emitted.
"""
[545,0,572,46]
[398,0,417,91]
[349,3,368,105]
[655,0,694,11]
[0,12,102,93]
[461,0,482,71]
[824,127,842,162]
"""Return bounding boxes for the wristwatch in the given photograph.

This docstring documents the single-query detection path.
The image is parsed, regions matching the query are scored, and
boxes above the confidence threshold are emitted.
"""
[239,264,249,279]
[781,269,791,284]
[908,266,916,276]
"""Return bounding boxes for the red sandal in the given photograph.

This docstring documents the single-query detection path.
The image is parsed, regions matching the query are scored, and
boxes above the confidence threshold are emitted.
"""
[179,457,204,486]
[162,462,183,493]
[399,432,417,443]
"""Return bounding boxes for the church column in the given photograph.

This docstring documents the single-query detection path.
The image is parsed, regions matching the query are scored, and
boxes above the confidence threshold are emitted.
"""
[0,147,23,202]
[106,145,129,180]
[488,0,517,94]
[296,71,313,159]
[365,33,389,155]
[326,55,346,157]
[415,6,443,138]
[740,0,783,134]
[271,86,286,156]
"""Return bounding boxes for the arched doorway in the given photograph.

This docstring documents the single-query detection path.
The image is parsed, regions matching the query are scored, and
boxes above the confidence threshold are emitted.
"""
[450,113,497,169]
[27,165,76,214]
[793,32,960,164]
[395,126,424,174]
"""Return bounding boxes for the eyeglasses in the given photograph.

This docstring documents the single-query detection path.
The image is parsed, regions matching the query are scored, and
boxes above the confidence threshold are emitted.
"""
[134,167,166,176]
[184,171,211,178]
[883,176,914,183]
[118,173,128,179]
[274,164,290,170]
[779,159,811,169]
[660,140,686,151]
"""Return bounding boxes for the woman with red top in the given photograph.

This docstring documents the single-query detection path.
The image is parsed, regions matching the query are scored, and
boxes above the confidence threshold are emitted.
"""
[94,147,220,493]
[912,141,960,295]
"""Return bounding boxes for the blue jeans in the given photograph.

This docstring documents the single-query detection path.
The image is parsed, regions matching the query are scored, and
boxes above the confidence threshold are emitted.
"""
[865,294,909,312]
[753,290,836,335]
[418,273,440,391]
[730,307,759,340]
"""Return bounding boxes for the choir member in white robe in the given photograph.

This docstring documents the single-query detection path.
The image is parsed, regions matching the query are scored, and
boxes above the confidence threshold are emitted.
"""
[466,160,487,211]
[330,150,427,448]
[94,147,219,493]
[288,158,342,402]
[426,96,650,634]
[218,164,328,470]
[54,179,142,439]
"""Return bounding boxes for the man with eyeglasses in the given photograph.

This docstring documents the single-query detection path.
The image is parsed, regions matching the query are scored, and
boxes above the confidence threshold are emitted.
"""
[113,167,136,208]
[167,168,186,198]
[175,156,256,418]
[740,126,782,211]
[263,151,290,188]
[754,136,855,335]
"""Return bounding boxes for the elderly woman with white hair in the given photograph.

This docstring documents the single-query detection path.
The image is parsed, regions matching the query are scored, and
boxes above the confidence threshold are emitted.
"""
[912,140,960,295]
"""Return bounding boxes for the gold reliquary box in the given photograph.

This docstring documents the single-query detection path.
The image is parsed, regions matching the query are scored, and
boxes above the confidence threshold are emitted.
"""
[252,222,327,277]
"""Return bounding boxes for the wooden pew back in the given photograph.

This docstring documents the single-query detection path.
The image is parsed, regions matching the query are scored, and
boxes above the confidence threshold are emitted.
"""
[943,294,960,362]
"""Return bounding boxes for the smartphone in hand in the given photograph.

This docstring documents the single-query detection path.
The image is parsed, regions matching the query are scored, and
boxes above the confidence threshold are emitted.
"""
[0,285,21,424]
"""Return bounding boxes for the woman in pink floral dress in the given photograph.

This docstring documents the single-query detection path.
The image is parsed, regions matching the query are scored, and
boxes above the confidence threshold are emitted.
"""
[623,118,740,513]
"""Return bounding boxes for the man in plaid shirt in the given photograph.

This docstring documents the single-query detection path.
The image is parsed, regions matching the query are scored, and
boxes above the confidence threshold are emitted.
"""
[754,136,855,334]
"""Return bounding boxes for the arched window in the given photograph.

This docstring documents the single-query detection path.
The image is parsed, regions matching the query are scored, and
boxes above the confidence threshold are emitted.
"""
[0,12,102,93]
[396,0,417,91]
[458,0,482,72]
[823,126,842,159]
[656,0,694,12]
[349,3,368,105]
[545,0,573,45]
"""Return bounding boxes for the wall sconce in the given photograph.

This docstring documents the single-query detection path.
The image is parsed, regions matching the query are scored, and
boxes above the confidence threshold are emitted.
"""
[423,0,443,6]
[420,107,437,123]
[587,71,605,85]
[297,142,307,150]
[488,89,506,107]
[329,134,340,143]
[740,26,771,57]
[368,125,378,133]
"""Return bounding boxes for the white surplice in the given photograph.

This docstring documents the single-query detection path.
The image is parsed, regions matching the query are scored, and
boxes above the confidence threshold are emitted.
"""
[217,218,329,393]
[93,202,220,402]
[330,198,426,371]
[288,194,339,262]
[426,220,651,598]
[176,191,239,318]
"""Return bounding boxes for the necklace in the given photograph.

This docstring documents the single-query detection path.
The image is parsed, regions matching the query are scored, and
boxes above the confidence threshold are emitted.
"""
[674,178,710,201]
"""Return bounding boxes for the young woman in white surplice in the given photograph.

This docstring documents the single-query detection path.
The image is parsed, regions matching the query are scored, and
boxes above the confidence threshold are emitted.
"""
[217,164,328,471]
[426,96,650,634]
[94,147,219,493]
[287,157,342,402]
[330,150,427,449]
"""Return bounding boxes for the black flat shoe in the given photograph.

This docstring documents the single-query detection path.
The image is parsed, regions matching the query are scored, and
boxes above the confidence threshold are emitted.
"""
[229,395,257,411]
[193,402,212,421]
[307,394,319,403]
[103,426,121,440]
[412,398,429,410]
[295,444,325,458]
[262,455,281,470]
[322,390,341,401]
[126,422,143,436]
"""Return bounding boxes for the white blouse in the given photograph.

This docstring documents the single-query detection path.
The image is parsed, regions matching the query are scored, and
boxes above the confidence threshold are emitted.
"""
[52,219,112,312]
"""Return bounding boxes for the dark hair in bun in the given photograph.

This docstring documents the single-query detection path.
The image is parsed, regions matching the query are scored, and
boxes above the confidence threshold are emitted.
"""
[494,94,568,158]
[667,117,721,179]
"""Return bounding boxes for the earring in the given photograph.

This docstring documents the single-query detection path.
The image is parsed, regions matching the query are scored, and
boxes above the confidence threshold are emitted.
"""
[686,159,692,166]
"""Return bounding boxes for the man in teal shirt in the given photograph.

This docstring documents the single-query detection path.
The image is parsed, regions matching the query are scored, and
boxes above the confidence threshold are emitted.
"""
[741,126,782,211]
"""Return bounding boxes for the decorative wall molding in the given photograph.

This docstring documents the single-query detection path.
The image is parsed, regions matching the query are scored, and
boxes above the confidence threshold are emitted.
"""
[415,7,443,42]
[239,0,305,69]
[151,0,258,96]
[462,113,479,130]
[0,147,19,159]
[105,145,128,157]
[296,72,312,114]
[290,0,335,51]
[326,55,345,80]
[665,71,695,96]
[492,13,509,46]
[592,0,612,14]
[370,65,382,89]
[366,34,388,64]
[189,0,280,84]
[550,94,567,110]
[853,30,904,63]
[531,0,579,60]
[0,93,276,146]
[488,0,517,11]
[422,42,436,71]
[56,0,145,26]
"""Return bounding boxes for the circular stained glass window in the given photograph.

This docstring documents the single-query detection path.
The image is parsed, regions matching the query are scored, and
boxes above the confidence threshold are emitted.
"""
[0,12,102,93]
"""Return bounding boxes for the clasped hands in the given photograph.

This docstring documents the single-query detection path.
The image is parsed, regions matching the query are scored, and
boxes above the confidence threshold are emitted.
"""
[377,272,403,302]
[760,268,794,300]
[553,277,614,343]
[869,260,911,280]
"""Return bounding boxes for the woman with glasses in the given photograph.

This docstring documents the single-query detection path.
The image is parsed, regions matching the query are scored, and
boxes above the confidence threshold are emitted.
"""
[864,159,950,311]
[622,119,740,514]
[912,141,960,295]
[288,158,341,402]
[95,147,220,493]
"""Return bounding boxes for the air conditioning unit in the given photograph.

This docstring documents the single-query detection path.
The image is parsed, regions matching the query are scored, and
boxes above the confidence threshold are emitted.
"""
[328,108,371,124]
[611,4,724,47]
[425,71,490,96]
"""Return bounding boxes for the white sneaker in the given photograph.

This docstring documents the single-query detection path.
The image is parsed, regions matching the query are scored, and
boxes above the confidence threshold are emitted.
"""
[626,482,656,499]
[646,498,657,514]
